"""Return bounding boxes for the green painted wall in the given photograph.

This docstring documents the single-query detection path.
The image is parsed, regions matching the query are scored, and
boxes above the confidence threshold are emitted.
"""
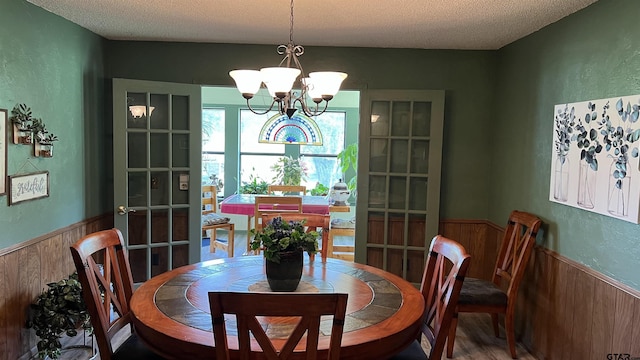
[0,0,106,248]
[105,42,498,221]
[492,0,640,289]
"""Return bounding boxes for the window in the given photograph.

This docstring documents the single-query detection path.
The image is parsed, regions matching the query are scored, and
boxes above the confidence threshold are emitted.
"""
[239,110,285,185]
[202,108,225,187]
[301,112,345,189]
[239,110,346,190]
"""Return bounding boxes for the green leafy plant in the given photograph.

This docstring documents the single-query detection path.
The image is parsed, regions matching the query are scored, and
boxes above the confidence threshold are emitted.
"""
[597,99,640,189]
[271,156,308,186]
[38,132,59,144]
[29,118,46,136]
[573,102,603,171]
[310,182,329,196]
[250,216,318,263]
[239,170,269,194]
[337,143,358,194]
[27,272,92,359]
[10,103,34,129]
[553,104,575,162]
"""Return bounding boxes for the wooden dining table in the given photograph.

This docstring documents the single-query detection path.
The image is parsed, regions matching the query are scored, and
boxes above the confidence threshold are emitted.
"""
[220,194,332,252]
[130,256,425,359]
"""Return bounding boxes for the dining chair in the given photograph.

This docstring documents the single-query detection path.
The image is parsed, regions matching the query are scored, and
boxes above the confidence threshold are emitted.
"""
[254,195,303,232]
[69,228,166,359]
[267,184,307,195]
[261,213,330,260]
[446,210,542,359]
[327,218,355,261]
[202,185,235,257]
[208,291,348,360]
[391,235,470,360]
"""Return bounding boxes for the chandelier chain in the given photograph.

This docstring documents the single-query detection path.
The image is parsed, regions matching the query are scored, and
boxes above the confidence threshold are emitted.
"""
[289,0,295,44]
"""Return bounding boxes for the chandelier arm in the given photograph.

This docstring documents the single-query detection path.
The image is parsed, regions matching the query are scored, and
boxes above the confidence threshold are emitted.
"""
[245,98,277,115]
[296,97,328,117]
[291,52,306,78]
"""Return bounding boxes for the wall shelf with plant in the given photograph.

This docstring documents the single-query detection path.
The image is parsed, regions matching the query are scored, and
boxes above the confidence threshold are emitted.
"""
[10,103,60,157]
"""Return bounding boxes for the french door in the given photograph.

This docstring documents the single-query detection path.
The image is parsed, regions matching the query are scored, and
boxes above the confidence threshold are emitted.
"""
[113,78,202,283]
[356,89,445,283]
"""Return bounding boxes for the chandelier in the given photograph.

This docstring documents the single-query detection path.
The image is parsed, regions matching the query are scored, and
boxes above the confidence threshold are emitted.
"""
[229,0,347,119]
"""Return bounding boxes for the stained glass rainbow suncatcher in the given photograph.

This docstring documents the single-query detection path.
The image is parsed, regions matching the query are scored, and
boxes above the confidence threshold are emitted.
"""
[259,112,323,145]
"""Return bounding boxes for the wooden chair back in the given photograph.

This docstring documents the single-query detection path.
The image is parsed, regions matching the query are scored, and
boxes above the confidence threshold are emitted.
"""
[261,213,330,260]
[419,235,471,359]
[254,195,303,231]
[268,185,307,195]
[208,292,348,360]
[202,185,219,214]
[69,228,136,358]
[492,210,542,295]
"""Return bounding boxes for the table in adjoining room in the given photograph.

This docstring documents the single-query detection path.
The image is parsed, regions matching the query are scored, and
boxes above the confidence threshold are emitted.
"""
[220,194,331,252]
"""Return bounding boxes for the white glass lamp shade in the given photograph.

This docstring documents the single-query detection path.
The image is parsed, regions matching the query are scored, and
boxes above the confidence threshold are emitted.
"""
[229,70,263,97]
[308,72,348,98]
[129,105,155,118]
[302,77,323,101]
[260,67,301,98]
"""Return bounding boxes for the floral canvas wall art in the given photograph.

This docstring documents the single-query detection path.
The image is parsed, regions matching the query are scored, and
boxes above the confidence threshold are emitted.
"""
[550,94,640,223]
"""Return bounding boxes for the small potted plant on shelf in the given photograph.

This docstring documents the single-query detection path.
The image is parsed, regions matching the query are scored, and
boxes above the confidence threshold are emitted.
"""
[27,272,92,359]
[36,132,59,158]
[10,103,35,144]
[250,216,318,291]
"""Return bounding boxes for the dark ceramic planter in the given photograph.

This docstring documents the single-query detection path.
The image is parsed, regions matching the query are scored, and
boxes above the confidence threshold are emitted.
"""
[265,249,303,291]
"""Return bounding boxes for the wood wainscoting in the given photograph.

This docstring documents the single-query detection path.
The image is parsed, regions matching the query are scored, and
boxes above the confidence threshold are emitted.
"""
[0,215,113,360]
[440,219,640,360]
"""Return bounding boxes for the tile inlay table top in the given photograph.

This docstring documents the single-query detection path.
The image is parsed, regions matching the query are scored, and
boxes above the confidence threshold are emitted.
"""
[130,256,425,359]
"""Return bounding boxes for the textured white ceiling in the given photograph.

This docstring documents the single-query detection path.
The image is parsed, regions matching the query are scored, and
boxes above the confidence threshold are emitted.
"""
[27,0,599,50]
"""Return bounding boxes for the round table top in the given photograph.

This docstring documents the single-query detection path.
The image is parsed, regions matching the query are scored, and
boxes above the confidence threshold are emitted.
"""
[130,256,425,359]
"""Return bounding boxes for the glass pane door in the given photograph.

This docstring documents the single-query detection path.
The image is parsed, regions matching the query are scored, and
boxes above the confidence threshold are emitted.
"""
[357,90,444,283]
[113,79,201,283]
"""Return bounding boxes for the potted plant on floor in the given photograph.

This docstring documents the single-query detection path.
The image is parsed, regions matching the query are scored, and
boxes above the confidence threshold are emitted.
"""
[250,216,318,291]
[27,272,92,359]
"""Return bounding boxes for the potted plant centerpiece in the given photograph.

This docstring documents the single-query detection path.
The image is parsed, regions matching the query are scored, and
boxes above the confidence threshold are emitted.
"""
[250,216,318,291]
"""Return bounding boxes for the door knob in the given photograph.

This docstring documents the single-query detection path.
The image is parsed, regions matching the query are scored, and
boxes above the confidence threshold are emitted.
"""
[117,205,137,215]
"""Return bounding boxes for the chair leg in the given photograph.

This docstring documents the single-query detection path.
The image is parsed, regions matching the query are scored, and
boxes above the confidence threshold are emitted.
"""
[209,229,216,253]
[228,225,235,258]
[505,312,517,358]
[446,312,459,358]
[491,313,500,337]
